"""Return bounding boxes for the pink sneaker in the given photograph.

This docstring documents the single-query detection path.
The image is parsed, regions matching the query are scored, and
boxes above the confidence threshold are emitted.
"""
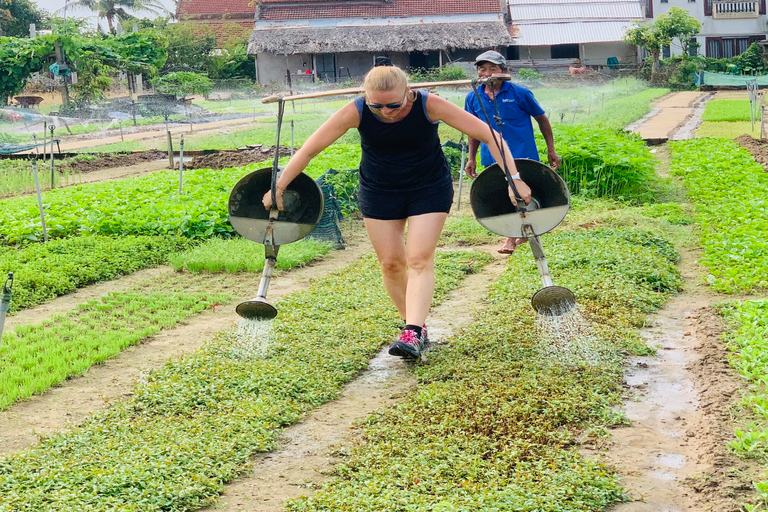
[388,328,427,359]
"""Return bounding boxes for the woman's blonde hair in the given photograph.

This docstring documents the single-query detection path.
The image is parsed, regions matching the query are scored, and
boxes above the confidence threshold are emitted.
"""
[363,65,409,95]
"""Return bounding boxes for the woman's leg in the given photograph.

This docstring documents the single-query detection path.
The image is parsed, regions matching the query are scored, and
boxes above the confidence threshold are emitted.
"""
[403,212,448,327]
[364,217,408,320]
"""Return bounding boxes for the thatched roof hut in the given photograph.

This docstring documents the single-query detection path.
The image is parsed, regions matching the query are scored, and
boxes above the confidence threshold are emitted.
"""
[248,19,516,55]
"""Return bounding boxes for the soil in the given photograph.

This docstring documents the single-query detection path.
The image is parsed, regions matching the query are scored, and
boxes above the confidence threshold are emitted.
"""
[62,150,167,174]
[601,245,761,512]
[735,134,768,171]
[186,145,293,170]
[0,91,763,510]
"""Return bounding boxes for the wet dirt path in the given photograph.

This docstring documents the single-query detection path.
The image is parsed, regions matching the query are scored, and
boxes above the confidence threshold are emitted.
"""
[199,248,508,512]
[600,143,760,511]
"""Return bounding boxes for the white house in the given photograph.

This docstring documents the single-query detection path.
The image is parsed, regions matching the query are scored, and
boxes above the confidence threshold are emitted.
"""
[644,0,766,57]
[505,0,645,70]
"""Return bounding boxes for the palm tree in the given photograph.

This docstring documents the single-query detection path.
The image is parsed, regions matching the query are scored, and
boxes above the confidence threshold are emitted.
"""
[63,0,170,33]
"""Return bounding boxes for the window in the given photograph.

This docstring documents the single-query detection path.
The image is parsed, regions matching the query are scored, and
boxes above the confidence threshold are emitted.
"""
[688,38,699,56]
[661,0,668,3]
[506,46,520,61]
[662,45,671,59]
[550,44,579,59]
[706,36,765,58]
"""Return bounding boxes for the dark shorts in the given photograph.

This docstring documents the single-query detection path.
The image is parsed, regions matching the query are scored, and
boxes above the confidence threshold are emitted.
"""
[358,183,454,220]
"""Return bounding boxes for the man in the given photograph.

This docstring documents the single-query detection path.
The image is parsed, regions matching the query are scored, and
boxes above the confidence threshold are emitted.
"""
[464,50,561,254]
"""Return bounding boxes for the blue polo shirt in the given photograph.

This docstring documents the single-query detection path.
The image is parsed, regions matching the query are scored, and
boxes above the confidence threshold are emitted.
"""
[464,81,545,165]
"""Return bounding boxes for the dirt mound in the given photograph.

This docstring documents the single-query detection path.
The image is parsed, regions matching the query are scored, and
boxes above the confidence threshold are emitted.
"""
[64,150,167,174]
[186,145,292,170]
[735,134,768,171]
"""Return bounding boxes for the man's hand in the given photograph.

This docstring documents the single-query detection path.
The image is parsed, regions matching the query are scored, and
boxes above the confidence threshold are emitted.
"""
[464,159,478,178]
[548,149,562,171]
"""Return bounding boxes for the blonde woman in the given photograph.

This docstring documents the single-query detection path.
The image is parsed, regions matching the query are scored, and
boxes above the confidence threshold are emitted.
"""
[264,66,531,359]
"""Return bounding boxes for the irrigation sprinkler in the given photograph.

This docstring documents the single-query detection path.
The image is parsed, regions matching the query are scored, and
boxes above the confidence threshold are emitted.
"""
[49,124,56,189]
[290,120,295,157]
[178,135,184,195]
[457,135,467,210]
[42,121,47,162]
[31,159,49,242]
[0,273,12,342]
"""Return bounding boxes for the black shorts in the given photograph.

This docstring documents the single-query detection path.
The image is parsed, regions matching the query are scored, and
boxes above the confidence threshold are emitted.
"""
[358,183,454,220]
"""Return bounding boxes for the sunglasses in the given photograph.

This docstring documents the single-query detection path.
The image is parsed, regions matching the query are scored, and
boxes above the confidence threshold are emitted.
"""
[366,91,408,110]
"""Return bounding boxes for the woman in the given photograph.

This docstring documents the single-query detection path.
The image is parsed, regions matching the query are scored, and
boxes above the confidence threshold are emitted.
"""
[264,66,531,359]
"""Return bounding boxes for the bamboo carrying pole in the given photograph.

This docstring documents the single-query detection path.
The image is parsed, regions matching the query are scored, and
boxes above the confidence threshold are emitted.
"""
[261,79,476,104]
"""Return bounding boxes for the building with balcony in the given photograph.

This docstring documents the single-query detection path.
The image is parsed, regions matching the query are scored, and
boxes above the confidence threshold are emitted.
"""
[644,0,766,58]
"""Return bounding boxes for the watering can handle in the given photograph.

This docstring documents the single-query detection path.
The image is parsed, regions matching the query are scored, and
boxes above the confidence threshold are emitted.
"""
[3,272,12,294]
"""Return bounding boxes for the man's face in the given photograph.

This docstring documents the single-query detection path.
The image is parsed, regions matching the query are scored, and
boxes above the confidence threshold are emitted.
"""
[476,62,504,78]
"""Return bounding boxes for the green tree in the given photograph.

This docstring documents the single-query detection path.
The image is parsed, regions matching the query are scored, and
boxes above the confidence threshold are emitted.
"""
[656,7,701,56]
[150,71,213,98]
[624,7,700,80]
[0,0,50,37]
[161,22,216,72]
[65,0,169,34]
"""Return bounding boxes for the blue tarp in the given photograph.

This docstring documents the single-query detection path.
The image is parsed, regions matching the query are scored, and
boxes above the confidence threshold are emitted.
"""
[696,71,768,87]
[0,140,60,155]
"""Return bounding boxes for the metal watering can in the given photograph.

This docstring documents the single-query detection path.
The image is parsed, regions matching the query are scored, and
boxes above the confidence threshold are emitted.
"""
[228,167,324,320]
[470,159,576,316]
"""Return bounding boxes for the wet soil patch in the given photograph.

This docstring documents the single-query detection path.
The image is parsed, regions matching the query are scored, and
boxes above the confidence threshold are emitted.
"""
[685,306,763,511]
[735,134,768,171]
[63,150,167,174]
[186,145,292,170]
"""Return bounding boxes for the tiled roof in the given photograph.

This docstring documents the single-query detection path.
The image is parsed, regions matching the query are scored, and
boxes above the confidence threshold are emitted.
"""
[258,0,502,20]
[177,0,254,18]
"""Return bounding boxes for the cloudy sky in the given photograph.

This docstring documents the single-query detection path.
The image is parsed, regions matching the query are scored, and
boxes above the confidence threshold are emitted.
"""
[31,0,177,26]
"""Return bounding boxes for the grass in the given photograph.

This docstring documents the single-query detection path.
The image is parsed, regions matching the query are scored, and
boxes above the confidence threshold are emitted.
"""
[696,120,761,139]
[169,237,333,273]
[0,158,82,197]
[0,251,490,510]
[702,99,755,122]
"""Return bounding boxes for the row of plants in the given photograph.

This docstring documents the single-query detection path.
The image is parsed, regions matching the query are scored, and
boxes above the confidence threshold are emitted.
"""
[0,251,490,510]
[288,227,681,510]
[721,300,768,512]
[668,138,768,293]
[0,166,245,244]
[544,125,659,202]
[0,236,332,408]
[0,235,193,313]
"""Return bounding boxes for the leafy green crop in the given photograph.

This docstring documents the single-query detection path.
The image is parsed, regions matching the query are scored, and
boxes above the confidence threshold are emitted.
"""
[546,125,658,203]
[0,235,193,313]
[0,251,490,510]
[0,166,252,244]
[669,138,768,293]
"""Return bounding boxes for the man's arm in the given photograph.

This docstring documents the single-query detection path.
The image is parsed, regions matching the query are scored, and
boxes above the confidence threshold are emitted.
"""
[534,114,561,171]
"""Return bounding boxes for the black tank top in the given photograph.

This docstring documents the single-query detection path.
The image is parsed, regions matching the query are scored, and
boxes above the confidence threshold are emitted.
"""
[355,91,451,193]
